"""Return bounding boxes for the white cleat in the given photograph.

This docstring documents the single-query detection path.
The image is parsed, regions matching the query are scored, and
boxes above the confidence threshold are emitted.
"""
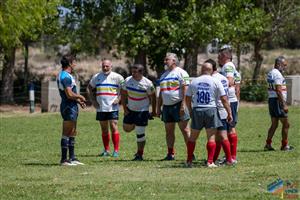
[71,159,85,165]
[60,160,77,166]
[207,162,218,168]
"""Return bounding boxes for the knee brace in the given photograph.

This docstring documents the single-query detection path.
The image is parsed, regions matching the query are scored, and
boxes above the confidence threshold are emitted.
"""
[135,126,146,142]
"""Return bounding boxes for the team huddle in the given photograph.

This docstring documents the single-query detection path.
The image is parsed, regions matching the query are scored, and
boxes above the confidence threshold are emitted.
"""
[56,49,293,167]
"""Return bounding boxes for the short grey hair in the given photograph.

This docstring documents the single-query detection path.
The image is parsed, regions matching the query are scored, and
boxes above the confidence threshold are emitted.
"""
[166,52,179,65]
[275,56,286,66]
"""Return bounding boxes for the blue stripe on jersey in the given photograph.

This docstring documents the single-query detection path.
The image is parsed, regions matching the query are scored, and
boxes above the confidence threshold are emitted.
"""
[96,83,119,88]
[126,86,146,93]
[159,77,179,82]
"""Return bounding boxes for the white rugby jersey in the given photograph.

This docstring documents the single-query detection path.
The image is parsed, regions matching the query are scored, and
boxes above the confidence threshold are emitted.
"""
[186,75,226,108]
[122,76,155,111]
[267,68,287,101]
[212,73,229,119]
[89,71,124,112]
[220,61,238,102]
[159,67,190,105]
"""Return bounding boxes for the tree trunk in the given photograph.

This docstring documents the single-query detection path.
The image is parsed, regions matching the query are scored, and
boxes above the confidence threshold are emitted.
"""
[24,42,29,94]
[252,40,263,83]
[184,43,198,77]
[236,43,241,71]
[134,50,148,76]
[1,47,16,104]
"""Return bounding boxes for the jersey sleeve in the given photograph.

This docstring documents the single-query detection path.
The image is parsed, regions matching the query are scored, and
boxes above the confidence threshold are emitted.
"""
[122,78,128,91]
[223,65,235,78]
[273,72,283,85]
[186,84,193,97]
[181,70,190,86]
[89,74,98,88]
[216,79,226,97]
[146,81,155,95]
[61,76,72,89]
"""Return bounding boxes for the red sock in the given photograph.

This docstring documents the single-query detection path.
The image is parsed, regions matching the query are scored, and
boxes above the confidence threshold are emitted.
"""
[228,133,238,160]
[222,139,232,163]
[213,141,222,162]
[187,141,196,162]
[281,139,288,148]
[266,139,272,145]
[168,147,175,156]
[102,132,110,151]
[112,131,120,152]
[206,141,216,164]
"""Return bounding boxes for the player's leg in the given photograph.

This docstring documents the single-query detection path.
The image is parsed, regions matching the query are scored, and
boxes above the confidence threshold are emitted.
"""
[123,109,135,132]
[279,117,293,150]
[132,111,149,161]
[178,120,190,145]
[186,128,200,167]
[228,101,238,161]
[99,119,110,156]
[164,122,176,160]
[265,117,278,149]
[206,128,217,167]
[109,118,120,157]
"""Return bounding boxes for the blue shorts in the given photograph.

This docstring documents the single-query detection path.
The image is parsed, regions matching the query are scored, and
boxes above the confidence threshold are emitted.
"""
[229,101,238,128]
[191,107,222,130]
[96,111,119,121]
[268,98,288,118]
[123,109,150,126]
[60,104,78,121]
[162,101,190,123]
[217,119,229,131]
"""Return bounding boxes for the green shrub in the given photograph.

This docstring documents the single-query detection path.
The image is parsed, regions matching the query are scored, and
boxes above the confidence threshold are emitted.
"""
[240,80,268,102]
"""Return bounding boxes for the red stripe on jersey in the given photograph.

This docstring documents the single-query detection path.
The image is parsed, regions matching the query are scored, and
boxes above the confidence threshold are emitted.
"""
[128,96,147,101]
[160,87,180,92]
[96,93,118,96]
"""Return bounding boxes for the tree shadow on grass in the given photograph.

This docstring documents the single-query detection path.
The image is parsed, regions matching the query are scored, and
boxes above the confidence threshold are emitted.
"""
[238,149,268,153]
[158,159,208,169]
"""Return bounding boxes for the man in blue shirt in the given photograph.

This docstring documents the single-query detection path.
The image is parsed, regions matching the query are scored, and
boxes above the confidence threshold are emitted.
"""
[57,55,86,166]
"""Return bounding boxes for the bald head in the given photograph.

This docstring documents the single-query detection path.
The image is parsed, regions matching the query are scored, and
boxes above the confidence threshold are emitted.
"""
[201,62,213,75]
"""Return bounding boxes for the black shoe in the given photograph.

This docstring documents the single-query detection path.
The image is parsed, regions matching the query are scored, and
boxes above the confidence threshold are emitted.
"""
[264,144,275,151]
[162,154,175,161]
[132,154,143,161]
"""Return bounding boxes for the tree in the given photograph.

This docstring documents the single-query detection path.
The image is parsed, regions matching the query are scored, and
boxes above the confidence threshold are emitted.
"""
[0,0,61,103]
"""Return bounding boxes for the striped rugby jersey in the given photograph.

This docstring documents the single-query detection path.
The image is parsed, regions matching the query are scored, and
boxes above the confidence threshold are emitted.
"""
[267,68,287,101]
[220,61,238,103]
[159,67,190,106]
[122,76,155,111]
[89,71,124,112]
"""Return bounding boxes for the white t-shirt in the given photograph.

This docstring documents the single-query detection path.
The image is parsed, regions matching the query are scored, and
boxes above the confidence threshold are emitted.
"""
[267,68,287,101]
[220,61,238,102]
[89,71,124,112]
[122,76,155,111]
[186,74,226,108]
[212,72,229,119]
[159,67,190,105]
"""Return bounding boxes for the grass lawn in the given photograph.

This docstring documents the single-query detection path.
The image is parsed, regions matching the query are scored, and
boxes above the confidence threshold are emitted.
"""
[0,106,299,200]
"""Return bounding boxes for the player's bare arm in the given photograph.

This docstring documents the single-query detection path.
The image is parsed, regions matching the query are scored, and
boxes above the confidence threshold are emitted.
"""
[121,89,129,115]
[156,92,163,117]
[275,85,288,113]
[65,87,86,108]
[220,95,232,123]
[86,84,99,108]
[185,95,192,117]
[149,92,157,117]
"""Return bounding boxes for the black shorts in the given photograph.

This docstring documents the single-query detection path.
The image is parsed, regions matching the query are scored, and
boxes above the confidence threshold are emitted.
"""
[123,109,150,126]
[96,111,119,121]
[217,119,229,131]
[268,98,288,118]
[191,107,222,130]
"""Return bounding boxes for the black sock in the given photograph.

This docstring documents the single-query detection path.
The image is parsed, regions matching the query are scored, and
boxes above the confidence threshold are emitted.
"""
[61,136,69,162]
[69,137,75,160]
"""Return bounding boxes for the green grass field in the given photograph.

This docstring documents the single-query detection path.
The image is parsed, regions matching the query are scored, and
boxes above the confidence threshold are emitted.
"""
[0,106,299,200]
